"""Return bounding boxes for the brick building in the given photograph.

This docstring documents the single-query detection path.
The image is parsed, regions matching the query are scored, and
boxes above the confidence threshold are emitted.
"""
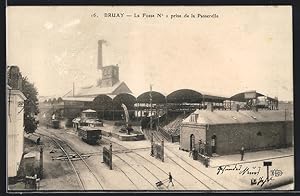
[180,109,293,156]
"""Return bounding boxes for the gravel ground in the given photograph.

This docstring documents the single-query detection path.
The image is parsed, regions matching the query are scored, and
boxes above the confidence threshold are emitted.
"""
[33,126,294,191]
[37,132,79,190]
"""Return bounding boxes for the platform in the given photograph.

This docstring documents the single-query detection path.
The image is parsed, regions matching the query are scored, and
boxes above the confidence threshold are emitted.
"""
[100,123,145,141]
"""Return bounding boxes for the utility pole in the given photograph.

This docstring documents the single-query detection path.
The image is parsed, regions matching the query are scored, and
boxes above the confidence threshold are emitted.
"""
[202,94,205,109]
[150,84,153,130]
[285,108,287,121]
[157,106,159,130]
[73,82,75,97]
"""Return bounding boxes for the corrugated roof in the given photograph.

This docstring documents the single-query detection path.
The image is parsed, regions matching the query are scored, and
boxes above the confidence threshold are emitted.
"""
[62,97,95,102]
[82,109,96,113]
[198,90,229,100]
[230,91,278,102]
[76,81,127,96]
[183,110,293,125]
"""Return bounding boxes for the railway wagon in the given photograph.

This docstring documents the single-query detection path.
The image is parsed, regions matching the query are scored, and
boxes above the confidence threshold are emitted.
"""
[78,126,102,145]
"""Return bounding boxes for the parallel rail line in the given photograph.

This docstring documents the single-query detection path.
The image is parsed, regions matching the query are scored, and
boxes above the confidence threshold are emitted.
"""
[143,129,227,190]
[35,129,104,190]
[102,137,186,190]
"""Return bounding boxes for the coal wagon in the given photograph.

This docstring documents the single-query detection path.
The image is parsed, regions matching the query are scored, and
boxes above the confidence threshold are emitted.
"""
[77,126,102,145]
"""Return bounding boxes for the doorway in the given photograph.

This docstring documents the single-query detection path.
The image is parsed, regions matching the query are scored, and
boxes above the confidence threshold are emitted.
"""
[211,135,217,153]
[190,134,195,151]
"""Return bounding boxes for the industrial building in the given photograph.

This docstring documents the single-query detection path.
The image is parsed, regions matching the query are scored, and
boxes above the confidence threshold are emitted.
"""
[180,108,293,156]
[39,40,283,135]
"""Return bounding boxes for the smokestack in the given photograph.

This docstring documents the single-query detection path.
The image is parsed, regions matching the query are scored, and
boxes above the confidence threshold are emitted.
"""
[98,40,105,70]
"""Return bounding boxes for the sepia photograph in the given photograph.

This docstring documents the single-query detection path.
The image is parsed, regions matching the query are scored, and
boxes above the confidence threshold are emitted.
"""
[6,6,294,191]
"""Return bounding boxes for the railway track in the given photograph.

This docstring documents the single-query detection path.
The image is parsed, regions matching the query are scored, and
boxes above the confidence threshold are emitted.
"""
[163,146,227,190]
[100,137,159,190]
[35,126,225,190]
[143,128,227,190]
[103,136,227,190]
[102,137,186,190]
[34,129,104,190]
[142,128,163,143]
[113,153,157,190]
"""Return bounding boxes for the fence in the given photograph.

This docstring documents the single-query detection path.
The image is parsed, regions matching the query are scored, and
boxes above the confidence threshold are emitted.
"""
[150,135,164,162]
[158,127,180,143]
[103,144,112,170]
[197,153,210,167]
[158,127,172,142]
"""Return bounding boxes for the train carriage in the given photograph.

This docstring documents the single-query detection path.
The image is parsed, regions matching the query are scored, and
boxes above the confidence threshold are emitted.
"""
[78,126,102,145]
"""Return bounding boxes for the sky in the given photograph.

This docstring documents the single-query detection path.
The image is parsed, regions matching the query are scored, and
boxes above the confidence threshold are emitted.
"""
[7,6,293,101]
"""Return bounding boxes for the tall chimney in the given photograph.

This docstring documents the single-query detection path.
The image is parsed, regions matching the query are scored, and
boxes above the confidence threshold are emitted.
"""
[98,40,105,70]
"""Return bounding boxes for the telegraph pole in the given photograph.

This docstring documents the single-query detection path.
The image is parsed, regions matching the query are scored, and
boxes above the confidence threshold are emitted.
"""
[285,108,287,121]
[150,84,153,130]
[73,82,75,97]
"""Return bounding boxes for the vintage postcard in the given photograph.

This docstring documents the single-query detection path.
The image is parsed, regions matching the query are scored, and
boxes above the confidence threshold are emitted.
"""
[6,6,293,191]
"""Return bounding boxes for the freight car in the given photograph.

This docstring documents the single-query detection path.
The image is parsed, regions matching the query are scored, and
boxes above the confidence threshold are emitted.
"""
[77,126,102,145]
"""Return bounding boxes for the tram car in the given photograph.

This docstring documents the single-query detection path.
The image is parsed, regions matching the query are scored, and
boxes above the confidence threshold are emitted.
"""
[77,126,102,145]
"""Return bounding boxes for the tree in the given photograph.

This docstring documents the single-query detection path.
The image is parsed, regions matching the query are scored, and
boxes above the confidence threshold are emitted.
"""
[22,76,39,133]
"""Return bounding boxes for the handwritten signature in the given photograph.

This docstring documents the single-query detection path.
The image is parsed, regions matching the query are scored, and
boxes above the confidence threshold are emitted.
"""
[216,161,284,188]
[217,164,261,176]
[251,176,274,187]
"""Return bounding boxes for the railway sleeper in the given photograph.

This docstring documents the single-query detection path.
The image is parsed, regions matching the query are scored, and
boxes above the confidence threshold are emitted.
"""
[52,154,91,161]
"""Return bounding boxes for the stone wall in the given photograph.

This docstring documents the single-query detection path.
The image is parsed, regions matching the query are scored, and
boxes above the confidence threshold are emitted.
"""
[180,121,293,156]
[180,124,206,151]
[206,121,293,155]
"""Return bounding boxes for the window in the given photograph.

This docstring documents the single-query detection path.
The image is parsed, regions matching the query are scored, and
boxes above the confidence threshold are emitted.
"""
[190,114,198,122]
[190,115,195,122]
